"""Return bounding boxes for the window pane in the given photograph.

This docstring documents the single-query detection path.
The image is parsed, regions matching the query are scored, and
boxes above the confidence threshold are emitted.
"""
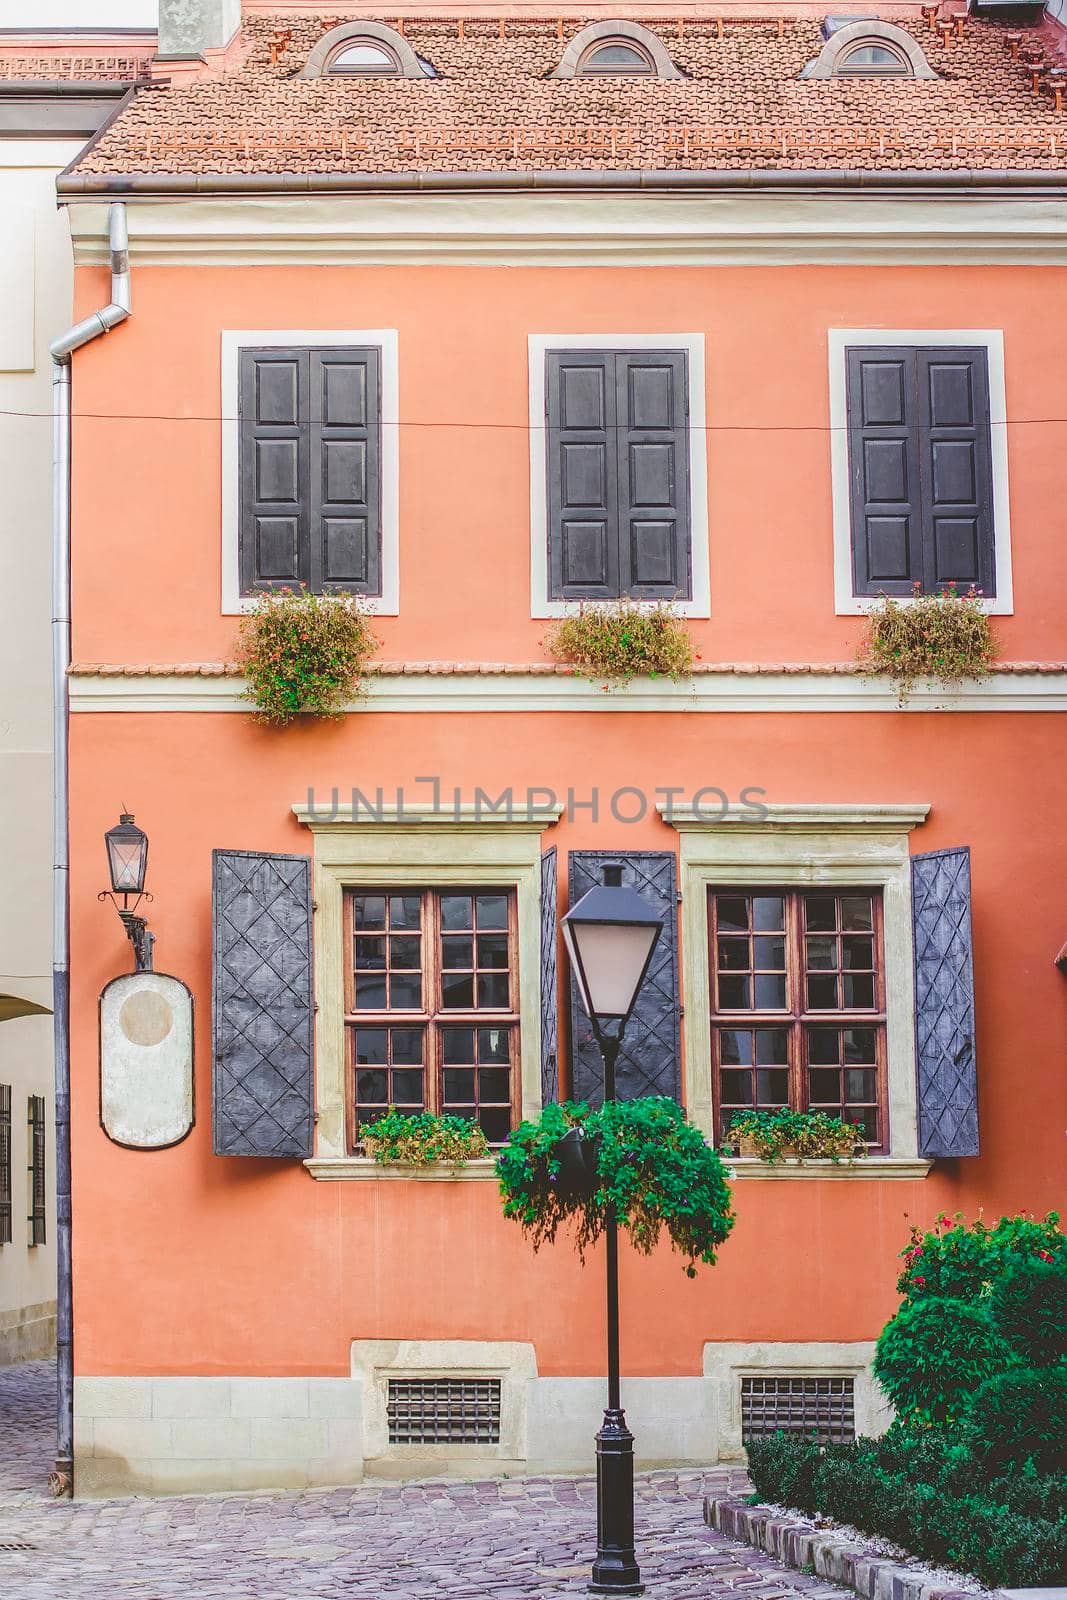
[752,897,785,931]
[841,895,873,932]
[719,1069,753,1105]
[389,895,421,929]
[807,1028,840,1065]
[442,974,474,1009]
[477,973,510,1009]
[842,936,873,970]
[844,1106,878,1141]
[355,1027,388,1064]
[477,934,509,969]
[716,896,749,932]
[845,1067,877,1103]
[388,973,422,1010]
[718,1029,752,1066]
[391,1069,425,1104]
[753,936,785,969]
[843,1027,877,1063]
[390,936,421,969]
[756,1069,789,1104]
[354,894,386,929]
[475,895,508,929]
[806,937,836,970]
[718,975,750,1010]
[585,42,650,68]
[355,937,386,969]
[356,1068,387,1103]
[442,936,473,970]
[808,1067,841,1102]
[442,1028,475,1064]
[807,975,838,1009]
[805,895,837,932]
[479,1107,512,1144]
[355,975,387,1010]
[478,1067,510,1102]
[443,1068,476,1102]
[391,1028,423,1065]
[440,895,473,930]
[718,938,750,971]
[755,1028,789,1064]
[754,973,787,1009]
[477,1027,510,1063]
[842,974,875,1009]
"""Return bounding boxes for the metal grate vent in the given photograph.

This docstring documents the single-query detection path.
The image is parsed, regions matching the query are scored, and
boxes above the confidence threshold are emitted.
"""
[387,1377,502,1445]
[741,1375,855,1444]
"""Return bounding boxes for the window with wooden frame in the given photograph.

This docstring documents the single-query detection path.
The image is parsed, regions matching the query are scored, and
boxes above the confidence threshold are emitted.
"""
[344,889,519,1146]
[708,889,887,1149]
[0,1085,11,1246]
[27,1093,45,1247]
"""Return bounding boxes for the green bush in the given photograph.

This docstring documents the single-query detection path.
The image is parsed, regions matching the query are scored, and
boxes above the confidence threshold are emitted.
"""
[897,1210,1066,1303]
[745,1432,822,1514]
[543,600,694,684]
[361,1109,489,1167]
[991,1253,1067,1367]
[874,1296,1011,1424]
[496,1097,733,1277]
[965,1366,1067,1475]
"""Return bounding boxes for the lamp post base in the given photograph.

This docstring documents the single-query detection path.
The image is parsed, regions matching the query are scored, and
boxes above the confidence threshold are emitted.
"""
[589,1408,644,1596]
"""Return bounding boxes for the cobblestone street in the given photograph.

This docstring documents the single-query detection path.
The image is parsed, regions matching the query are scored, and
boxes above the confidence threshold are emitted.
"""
[0,1362,853,1600]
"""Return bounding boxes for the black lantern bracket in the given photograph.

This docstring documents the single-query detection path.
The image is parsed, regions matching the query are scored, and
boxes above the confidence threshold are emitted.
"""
[98,889,155,972]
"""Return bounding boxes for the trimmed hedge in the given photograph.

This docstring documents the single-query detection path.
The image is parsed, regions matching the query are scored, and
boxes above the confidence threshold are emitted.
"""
[991,1254,1067,1368]
[966,1366,1067,1475]
[745,1431,1067,1589]
[872,1296,1010,1425]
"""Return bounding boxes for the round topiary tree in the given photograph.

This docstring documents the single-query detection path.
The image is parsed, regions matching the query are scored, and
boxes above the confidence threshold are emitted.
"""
[873,1296,1011,1425]
[964,1366,1067,1475]
[991,1254,1067,1368]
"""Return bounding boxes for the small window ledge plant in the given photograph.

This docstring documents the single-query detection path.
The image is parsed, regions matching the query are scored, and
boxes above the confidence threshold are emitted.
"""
[859,582,997,701]
[234,586,378,726]
[543,600,694,686]
[360,1109,491,1168]
[726,1108,865,1164]
[497,1097,734,1277]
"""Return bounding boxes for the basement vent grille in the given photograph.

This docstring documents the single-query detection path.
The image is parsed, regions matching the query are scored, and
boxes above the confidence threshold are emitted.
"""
[741,1375,855,1444]
[387,1377,502,1445]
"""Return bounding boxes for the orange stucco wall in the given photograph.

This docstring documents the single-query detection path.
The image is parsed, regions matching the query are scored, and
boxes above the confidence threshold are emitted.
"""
[69,261,1067,667]
[69,709,1067,1378]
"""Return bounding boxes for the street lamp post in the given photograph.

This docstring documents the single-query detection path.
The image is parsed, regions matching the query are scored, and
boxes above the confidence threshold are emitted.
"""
[562,863,664,1598]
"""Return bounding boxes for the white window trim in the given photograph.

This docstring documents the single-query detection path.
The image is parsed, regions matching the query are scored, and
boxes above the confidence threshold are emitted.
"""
[292,803,561,1174]
[221,329,400,616]
[828,328,1013,617]
[660,801,932,1173]
[528,332,710,619]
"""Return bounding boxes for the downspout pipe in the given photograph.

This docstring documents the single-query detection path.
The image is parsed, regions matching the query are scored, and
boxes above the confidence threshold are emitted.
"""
[48,200,130,1497]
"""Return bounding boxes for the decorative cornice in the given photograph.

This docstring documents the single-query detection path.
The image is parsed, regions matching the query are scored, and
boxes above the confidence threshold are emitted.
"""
[304,1157,499,1182]
[67,665,1067,714]
[293,802,564,830]
[725,1157,933,1180]
[662,802,931,830]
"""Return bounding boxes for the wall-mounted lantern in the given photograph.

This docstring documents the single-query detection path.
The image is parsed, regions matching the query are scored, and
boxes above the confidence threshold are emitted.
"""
[100,813,154,971]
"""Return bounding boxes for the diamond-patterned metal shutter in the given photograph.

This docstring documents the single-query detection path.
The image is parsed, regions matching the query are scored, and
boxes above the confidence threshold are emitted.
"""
[912,846,979,1158]
[541,848,559,1106]
[567,850,680,1105]
[212,850,314,1157]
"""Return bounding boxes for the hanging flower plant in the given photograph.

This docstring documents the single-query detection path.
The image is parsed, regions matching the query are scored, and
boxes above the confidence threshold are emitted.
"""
[234,586,379,726]
[543,600,694,686]
[859,582,996,701]
[496,1097,734,1278]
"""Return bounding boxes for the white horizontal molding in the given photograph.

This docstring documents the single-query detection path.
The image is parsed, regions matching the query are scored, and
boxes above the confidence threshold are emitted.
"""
[293,802,564,831]
[66,193,1067,268]
[725,1156,932,1180]
[663,802,931,832]
[68,670,1067,714]
[304,1157,499,1182]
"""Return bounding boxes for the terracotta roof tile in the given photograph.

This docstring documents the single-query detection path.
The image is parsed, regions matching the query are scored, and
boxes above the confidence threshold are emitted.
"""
[68,661,1067,677]
[65,10,1067,175]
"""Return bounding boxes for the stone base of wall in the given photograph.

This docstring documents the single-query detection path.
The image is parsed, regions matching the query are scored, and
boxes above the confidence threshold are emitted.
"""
[0,1300,57,1365]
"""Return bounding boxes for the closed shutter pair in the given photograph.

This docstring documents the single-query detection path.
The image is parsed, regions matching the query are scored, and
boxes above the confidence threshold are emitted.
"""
[239,347,382,597]
[211,846,979,1161]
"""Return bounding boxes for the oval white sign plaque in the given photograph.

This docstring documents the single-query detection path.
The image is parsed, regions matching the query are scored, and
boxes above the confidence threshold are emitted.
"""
[99,972,194,1148]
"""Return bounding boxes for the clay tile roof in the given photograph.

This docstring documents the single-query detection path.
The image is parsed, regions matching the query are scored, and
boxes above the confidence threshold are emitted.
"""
[0,40,155,84]
[63,10,1067,177]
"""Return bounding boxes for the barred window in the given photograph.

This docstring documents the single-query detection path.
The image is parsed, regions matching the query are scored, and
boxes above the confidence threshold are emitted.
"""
[0,1085,11,1246]
[710,889,887,1149]
[345,889,519,1147]
[27,1094,45,1247]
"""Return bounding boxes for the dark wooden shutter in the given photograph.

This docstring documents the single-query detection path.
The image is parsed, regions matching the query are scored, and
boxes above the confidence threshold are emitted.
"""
[0,1084,11,1246]
[567,851,681,1105]
[847,347,924,596]
[547,351,620,599]
[212,850,315,1158]
[912,846,979,1158]
[917,348,995,597]
[239,348,309,594]
[540,848,559,1106]
[27,1095,46,1246]
[309,348,382,596]
[616,351,691,599]
[239,346,382,599]
[847,345,995,598]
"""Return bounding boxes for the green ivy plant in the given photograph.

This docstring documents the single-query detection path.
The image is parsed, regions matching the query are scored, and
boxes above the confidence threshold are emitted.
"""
[361,1109,490,1168]
[859,582,997,701]
[543,600,694,686]
[234,586,379,726]
[496,1097,734,1278]
[726,1108,864,1164]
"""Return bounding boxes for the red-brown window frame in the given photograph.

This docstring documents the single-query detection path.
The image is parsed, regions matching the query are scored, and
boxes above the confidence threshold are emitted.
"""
[707,887,889,1153]
[343,887,521,1152]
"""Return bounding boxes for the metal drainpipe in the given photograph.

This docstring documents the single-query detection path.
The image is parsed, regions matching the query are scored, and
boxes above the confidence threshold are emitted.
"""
[48,201,131,1497]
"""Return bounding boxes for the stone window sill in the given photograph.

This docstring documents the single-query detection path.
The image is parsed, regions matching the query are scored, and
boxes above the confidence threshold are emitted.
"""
[304,1157,499,1183]
[724,1156,932,1181]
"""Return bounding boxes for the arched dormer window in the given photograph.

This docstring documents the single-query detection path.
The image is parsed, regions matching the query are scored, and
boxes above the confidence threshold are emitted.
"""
[801,20,936,79]
[553,21,682,80]
[301,20,431,80]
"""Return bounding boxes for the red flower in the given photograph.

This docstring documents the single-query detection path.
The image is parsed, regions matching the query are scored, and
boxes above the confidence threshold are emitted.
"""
[1037,1249,1054,1262]
[913,1275,927,1286]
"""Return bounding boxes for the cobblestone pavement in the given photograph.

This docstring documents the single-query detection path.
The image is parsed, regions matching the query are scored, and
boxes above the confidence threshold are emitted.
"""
[0,1361,852,1600]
